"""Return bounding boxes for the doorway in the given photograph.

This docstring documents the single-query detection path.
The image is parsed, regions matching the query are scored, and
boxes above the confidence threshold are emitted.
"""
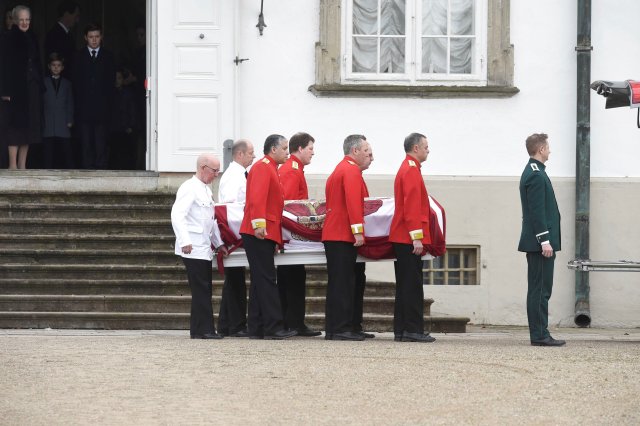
[0,0,149,170]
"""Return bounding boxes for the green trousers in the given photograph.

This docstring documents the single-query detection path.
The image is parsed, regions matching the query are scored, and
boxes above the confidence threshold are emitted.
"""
[526,252,555,341]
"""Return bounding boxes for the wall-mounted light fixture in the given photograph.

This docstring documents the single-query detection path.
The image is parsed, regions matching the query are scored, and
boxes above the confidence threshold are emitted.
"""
[256,0,267,36]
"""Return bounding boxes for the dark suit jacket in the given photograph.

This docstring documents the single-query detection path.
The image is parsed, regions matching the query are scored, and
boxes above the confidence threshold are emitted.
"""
[72,47,115,124]
[44,23,76,79]
[518,158,561,252]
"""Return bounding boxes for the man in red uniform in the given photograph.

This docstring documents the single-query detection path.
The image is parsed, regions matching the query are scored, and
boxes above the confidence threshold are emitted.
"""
[277,132,321,337]
[322,134,371,341]
[240,134,296,340]
[389,133,436,343]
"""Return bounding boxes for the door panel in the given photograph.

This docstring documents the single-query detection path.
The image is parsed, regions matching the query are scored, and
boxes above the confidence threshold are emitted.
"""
[157,0,233,171]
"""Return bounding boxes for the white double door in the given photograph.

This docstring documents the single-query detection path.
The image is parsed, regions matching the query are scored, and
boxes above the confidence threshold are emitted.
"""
[155,0,235,171]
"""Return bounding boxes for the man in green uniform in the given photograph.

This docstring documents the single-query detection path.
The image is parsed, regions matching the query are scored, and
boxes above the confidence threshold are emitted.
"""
[518,133,566,347]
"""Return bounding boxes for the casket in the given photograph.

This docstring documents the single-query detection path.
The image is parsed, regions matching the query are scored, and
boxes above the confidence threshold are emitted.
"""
[214,196,446,268]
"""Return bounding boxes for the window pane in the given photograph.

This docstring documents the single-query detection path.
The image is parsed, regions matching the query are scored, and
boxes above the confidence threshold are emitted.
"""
[422,0,447,35]
[463,250,475,268]
[353,0,379,35]
[448,271,460,285]
[381,0,405,35]
[448,252,460,268]
[450,37,472,73]
[451,0,474,35]
[463,271,477,285]
[422,37,447,73]
[353,37,378,72]
[432,271,445,285]
[380,37,405,73]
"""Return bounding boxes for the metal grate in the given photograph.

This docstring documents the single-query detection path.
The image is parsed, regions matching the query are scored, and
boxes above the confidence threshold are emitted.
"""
[423,246,480,285]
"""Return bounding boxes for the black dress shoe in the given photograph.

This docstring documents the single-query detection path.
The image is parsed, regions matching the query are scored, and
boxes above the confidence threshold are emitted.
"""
[296,326,322,337]
[249,334,264,340]
[401,331,436,343]
[531,336,566,346]
[190,333,223,340]
[394,334,402,342]
[229,329,250,338]
[357,331,375,339]
[263,329,297,340]
[329,331,365,341]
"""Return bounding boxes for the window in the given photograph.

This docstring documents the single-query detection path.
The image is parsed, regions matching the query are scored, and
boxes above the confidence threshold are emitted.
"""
[346,0,486,85]
[423,246,480,285]
[312,0,517,98]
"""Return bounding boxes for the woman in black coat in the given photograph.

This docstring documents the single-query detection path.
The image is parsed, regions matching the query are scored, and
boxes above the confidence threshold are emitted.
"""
[0,5,43,169]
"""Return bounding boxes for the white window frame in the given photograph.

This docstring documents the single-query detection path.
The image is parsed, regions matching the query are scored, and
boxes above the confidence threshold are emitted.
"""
[343,0,488,86]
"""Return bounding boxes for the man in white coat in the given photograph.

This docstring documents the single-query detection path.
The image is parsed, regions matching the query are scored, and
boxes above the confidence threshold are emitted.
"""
[171,153,228,339]
[216,139,255,336]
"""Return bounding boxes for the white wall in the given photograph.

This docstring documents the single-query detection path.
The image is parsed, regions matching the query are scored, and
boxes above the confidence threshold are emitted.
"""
[207,1,640,327]
[233,0,640,177]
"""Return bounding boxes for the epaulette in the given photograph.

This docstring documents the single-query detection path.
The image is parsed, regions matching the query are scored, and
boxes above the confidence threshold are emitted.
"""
[530,163,539,172]
[292,160,299,170]
[408,160,416,167]
[347,160,356,166]
[262,158,270,164]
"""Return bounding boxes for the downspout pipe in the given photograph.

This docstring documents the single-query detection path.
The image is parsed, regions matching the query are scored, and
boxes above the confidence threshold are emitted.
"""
[575,0,592,327]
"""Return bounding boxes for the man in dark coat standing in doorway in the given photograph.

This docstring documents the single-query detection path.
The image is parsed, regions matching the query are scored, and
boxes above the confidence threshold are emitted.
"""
[44,1,80,80]
[73,23,115,169]
[518,132,565,347]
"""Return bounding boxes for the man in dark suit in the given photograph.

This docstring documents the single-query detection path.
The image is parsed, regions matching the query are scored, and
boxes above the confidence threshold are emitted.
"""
[518,133,565,347]
[44,1,80,80]
[239,134,297,340]
[73,23,115,169]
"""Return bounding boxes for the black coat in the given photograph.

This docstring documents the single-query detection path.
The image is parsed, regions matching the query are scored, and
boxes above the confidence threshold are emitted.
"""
[1,26,44,129]
[44,23,76,79]
[72,47,116,124]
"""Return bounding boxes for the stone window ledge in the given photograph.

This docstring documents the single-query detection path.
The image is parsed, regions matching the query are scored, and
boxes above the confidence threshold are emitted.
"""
[308,84,520,99]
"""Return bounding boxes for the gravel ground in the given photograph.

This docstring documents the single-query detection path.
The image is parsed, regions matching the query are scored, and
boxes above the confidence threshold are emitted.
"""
[0,325,638,425]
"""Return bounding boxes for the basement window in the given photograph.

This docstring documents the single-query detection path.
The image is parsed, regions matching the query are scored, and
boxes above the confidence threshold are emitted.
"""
[423,245,479,285]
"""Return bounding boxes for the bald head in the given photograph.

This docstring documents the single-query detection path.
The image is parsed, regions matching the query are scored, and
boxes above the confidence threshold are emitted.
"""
[196,153,221,184]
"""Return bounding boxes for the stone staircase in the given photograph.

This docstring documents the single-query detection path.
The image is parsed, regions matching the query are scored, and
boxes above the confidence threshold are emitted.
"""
[0,189,468,332]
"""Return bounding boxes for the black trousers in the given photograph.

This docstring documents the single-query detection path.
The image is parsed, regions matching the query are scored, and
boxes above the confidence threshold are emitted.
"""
[353,262,366,332]
[80,122,107,169]
[277,264,307,330]
[217,266,247,333]
[42,137,74,169]
[181,257,215,336]
[526,252,555,341]
[241,234,284,335]
[393,243,425,334]
[324,241,357,334]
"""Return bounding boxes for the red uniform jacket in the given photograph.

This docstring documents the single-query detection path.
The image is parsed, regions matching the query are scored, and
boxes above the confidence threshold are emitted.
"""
[389,155,432,245]
[239,155,285,245]
[278,156,308,200]
[322,156,368,243]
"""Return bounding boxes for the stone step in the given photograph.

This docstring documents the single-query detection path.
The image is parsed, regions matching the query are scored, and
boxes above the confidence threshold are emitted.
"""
[0,203,170,220]
[0,248,180,266]
[0,264,187,280]
[0,218,173,235]
[304,296,433,316]
[0,234,175,251]
[0,311,468,332]
[0,278,192,296]
[0,191,175,206]
[0,294,429,316]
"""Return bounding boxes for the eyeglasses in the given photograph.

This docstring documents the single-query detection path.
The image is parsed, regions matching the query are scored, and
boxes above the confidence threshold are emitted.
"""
[203,164,220,173]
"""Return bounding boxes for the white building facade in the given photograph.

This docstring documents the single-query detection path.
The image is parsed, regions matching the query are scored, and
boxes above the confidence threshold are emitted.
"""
[146,0,640,327]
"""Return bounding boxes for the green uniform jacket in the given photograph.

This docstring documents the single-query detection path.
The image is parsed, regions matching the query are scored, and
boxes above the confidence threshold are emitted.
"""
[518,158,561,252]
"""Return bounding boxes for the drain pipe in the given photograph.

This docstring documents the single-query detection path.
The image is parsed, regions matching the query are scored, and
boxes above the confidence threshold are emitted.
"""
[575,0,592,327]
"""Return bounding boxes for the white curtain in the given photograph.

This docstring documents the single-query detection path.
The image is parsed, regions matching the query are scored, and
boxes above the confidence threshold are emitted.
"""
[352,0,406,74]
[422,0,473,74]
